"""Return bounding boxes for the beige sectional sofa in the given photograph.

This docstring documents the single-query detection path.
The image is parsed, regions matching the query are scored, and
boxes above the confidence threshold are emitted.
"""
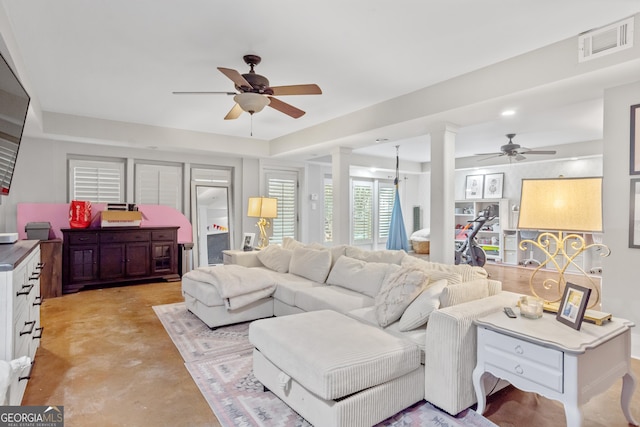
[181,239,520,416]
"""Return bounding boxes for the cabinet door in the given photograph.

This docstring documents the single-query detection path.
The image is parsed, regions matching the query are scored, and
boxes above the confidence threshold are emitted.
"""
[100,243,126,280]
[126,242,150,277]
[151,241,176,275]
[69,245,99,283]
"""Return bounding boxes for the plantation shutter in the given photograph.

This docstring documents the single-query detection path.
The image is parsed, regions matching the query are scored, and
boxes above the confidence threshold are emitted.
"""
[324,177,333,243]
[352,179,373,243]
[377,182,395,242]
[135,163,182,211]
[266,171,298,244]
[69,159,124,203]
[0,139,18,193]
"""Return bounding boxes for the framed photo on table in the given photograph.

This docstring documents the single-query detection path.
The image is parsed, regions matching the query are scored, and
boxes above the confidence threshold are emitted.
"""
[242,233,255,251]
[556,282,591,330]
[465,174,484,199]
[483,173,504,199]
[631,104,640,174]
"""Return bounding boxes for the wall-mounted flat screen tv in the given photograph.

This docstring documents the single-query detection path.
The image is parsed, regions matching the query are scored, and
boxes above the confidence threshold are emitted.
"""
[0,50,30,195]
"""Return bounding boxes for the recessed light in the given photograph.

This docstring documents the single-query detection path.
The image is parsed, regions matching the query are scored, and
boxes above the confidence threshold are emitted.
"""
[501,110,516,116]
[375,138,388,143]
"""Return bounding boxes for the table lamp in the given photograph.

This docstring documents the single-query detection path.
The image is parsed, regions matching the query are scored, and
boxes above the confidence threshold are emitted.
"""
[247,197,278,249]
[517,177,610,313]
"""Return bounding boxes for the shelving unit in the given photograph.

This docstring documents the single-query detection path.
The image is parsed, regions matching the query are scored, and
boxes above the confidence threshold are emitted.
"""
[454,199,508,263]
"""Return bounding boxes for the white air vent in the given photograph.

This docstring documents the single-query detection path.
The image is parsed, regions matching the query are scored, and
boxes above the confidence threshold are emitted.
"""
[578,16,634,62]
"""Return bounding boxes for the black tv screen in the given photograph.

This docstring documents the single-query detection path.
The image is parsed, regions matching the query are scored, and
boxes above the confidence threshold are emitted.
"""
[0,50,30,195]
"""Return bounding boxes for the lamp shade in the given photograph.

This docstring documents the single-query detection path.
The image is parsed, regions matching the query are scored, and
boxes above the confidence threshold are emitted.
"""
[247,197,278,219]
[517,177,603,232]
[234,93,270,114]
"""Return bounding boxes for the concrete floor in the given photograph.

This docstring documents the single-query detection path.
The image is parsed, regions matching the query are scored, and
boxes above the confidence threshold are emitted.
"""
[22,264,640,426]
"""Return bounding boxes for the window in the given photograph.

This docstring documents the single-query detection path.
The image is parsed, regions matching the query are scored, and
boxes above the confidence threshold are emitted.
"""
[69,158,124,203]
[324,176,333,243]
[377,182,395,241]
[135,163,183,211]
[266,171,298,245]
[352,179,373,244]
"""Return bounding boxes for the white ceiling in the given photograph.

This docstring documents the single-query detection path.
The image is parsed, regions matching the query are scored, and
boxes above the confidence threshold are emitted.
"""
[2,1,640,166]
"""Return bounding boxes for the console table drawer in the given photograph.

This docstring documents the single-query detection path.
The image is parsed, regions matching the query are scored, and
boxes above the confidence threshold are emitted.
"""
[483,329,563,370]
[68,232,98,245]
[100,231,151,243]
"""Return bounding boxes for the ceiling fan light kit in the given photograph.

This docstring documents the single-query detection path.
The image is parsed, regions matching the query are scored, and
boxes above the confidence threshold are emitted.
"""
[234,92,270,114]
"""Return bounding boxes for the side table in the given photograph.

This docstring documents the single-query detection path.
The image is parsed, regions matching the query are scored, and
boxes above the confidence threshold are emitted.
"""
[472,310,638,427]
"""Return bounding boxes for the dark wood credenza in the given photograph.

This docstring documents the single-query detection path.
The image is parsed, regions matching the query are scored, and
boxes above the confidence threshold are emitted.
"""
[61,226,179,294]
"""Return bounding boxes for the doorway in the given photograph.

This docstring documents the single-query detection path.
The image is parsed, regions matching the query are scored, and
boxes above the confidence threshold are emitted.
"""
[192,184,231,266]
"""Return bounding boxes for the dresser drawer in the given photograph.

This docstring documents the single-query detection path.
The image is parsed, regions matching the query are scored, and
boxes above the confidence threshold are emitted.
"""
[68,232,99,245]
[152,230,176,241]
[100,231,151,243]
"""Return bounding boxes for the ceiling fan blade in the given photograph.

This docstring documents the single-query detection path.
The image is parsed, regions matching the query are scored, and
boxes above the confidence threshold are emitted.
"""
[267,96,305,118]
[477,154,503,162]
[515,154,527,161]
[217,67,253,89]
[224,103,243,120]
[474,152,502,156]
[173,91,236,95]
[270,84,322,96]
[523,150,557,155]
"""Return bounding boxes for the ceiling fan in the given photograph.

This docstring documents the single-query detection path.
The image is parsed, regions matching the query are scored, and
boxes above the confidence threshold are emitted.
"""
[173,54,322,120]
[475,133,557,162]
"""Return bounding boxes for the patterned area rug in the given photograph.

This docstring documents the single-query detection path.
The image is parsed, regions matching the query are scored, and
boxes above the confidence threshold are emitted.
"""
[154,302,497,427]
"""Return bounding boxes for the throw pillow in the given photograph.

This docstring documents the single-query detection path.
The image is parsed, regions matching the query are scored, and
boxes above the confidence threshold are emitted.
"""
[256,245,292,273]
[401,256,488,282]
[326,256,396,298]
[398,279,448,331]
[282,237,305,250]
[439,278,489,308]
[374,266,429,327]
[345,246,406,264]
[288,246,332,283]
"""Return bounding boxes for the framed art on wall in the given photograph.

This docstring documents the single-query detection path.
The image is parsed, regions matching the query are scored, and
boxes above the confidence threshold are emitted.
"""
[629,179,640,248]
[465,174,484,199]
[631,104,640,174]
[483,173,504,199]
[556,282,591,330]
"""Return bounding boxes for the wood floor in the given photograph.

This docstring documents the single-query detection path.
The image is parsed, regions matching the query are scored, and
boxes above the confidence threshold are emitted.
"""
[22,263,639,427]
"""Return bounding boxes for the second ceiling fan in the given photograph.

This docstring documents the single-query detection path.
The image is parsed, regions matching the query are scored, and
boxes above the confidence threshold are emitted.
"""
[173,54,322,120]
[475,134,557,162]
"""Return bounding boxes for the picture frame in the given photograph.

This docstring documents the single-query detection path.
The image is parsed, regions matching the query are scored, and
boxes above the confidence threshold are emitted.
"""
[242,232,255,251]
[483,173,504,199]
[631,104,640,175]
[629,179,640,248]
[556,282,591,330]
[465,174,484,199]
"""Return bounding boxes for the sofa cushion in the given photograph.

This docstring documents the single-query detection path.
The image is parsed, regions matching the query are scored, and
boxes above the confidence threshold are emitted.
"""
[270,272,322,306]
[282,237,306,250]
[288,247,332,283]
[326,256,393,298]
[295,285,374,314]
[256,245,292,273]
[398,278,448,331]
[374,266,429,327]
[345,246,406,264]
[439,278,490,308]
[181,275,224,307]
[401,256,487,282]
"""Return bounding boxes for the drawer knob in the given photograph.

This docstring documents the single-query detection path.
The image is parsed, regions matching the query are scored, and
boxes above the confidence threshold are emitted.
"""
[514,345,524,354]
[515,364,524,375]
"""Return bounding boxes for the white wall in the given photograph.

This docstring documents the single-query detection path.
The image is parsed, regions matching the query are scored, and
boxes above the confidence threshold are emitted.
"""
[602,81,640,358]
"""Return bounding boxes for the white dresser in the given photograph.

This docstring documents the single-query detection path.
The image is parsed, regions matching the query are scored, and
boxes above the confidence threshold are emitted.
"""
[0,240,42,405]
[472,310,637,427]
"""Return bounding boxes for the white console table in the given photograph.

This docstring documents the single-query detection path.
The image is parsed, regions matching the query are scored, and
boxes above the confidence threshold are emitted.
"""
[472,310,637,427]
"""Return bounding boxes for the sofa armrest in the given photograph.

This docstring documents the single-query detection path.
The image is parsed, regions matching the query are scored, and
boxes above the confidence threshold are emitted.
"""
[223,250,264,268]
[423,291,522,415]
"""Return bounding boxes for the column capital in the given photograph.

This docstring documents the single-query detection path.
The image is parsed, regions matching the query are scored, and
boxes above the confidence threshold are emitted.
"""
[427,122,459,135]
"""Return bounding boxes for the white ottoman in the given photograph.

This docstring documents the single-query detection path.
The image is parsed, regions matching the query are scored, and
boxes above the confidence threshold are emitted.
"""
[249,310,424,427]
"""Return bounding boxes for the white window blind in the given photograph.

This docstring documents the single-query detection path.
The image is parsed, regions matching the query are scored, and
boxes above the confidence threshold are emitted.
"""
[0,138,18,192]
[324,177,333,243]
[69,158,124,203]
[352,179,373,243]
[377,183,395,241]
[266,171,298,245]
[135,163,182,211]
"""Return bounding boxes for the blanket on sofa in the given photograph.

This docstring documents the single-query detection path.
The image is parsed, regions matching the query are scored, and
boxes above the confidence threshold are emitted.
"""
[185,265,276,310]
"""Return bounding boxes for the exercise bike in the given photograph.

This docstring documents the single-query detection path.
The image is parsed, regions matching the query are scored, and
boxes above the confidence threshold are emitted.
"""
[454,206,497,267]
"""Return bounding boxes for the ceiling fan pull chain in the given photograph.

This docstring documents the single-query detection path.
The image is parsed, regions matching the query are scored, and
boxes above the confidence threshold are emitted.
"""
[250,113,254,137]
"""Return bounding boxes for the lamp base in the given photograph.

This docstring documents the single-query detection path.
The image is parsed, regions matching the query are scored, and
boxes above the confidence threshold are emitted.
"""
[543,302,612,326]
